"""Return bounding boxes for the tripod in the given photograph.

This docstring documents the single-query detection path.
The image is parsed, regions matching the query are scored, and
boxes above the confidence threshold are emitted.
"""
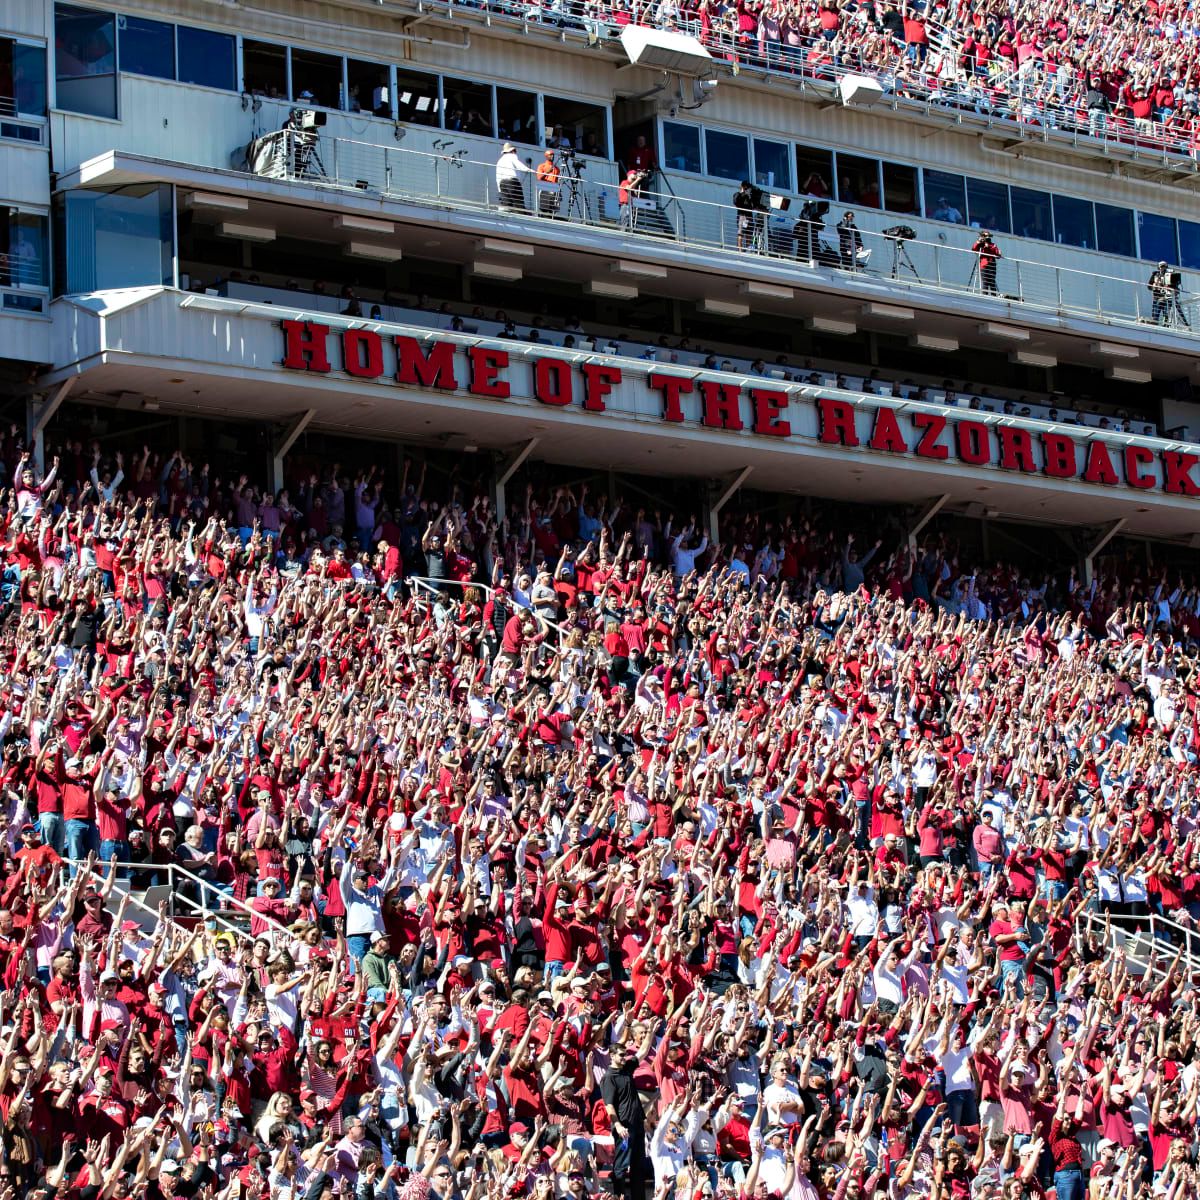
[889,237,920,282]
[556,152,589,222]
[290,128,327,180]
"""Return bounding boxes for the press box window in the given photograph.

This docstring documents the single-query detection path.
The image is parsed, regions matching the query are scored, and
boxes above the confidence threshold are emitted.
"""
[0,208,49,289]
[347,60,389,117]
[662,121,701,173]
[394,68,439,126]
[54,4,117,119]
[966,177,1010,233]
[290,47,341,109]
[1096,204,1135,259]
[1010,188,1052,241]
[1138,211,1178,264]
[544,96,607,157]
[243,40,287,99]
[836,155,880,207]
[923,170,966,224]
[496,87,537,145]
[118,15,175,80]
[0,38,48,117]
[177,26,234,90]
[704,128,749,181]
[1053,195,1096,249]
[882,162,918,215]
[795,146,832,198]
[753,138,791,190]
[444,79,493,137]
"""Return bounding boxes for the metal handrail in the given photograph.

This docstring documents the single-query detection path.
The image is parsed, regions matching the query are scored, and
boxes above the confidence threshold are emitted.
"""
[249,129,1198,338]
[409,0,1200,167]
[1077,907,1200,980]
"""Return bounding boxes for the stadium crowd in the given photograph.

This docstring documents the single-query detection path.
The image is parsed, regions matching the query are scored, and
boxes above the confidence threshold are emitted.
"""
[1,424,1200,1200]
[533,0,1200,159]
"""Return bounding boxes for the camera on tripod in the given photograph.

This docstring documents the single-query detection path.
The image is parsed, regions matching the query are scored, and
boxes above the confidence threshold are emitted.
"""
[286,107,327,133]
[883,224,916,242]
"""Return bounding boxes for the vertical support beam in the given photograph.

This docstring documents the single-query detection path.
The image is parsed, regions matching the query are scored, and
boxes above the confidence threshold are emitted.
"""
[906,493,951,550]
[269,409,316,493]
[26,379,75,475]
[705,466,753,544]
[493,437,539,523]
[1080,518,1126,587]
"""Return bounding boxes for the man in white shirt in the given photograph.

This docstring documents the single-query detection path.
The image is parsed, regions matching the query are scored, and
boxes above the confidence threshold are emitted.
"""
[495,142,532,210]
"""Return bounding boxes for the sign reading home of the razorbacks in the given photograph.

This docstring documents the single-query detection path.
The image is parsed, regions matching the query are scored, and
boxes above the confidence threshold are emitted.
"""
[280,320,1200,497]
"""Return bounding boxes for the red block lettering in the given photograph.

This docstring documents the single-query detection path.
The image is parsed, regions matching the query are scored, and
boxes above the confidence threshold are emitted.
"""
[468,347,510,398]
[1162,450,1200,496]
[582,363,622,413]
[955,420,991,466]
[280,320,331,373]
[750,389,790,438]
[342,330,383,379]
[648,373,693,424]
[868,407,908,454]
[534,358,573,407]
[1122,445,1155,489]
[700,382,743,431]
[912,412,949,460]
[1083,441,1120,487]
[394,337,458,390]
[817,397,859,446]
[997,426,1036,473]
[1041,432,1077,479]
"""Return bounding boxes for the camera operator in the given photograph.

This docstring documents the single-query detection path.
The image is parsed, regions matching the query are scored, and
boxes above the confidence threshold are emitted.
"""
[535,149,560,217]
[1149,260,1190,327]
[972,229,1001,294]
[837,210,864,270]
[619,167,649,231]
[495,141,533,212]
[794,199,828,264]
[734,180,767,251]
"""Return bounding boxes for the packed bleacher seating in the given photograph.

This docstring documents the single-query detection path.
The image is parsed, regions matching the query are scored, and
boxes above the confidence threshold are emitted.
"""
[0,418,1199,1200]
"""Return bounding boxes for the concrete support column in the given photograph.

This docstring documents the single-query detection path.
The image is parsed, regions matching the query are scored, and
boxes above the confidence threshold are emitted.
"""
[25,379,75,475]
[268,409,316,493]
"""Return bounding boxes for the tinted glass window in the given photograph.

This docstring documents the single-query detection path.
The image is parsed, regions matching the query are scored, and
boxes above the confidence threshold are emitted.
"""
[0,207,48,288]
[837,154,880,207]
[966,177,1010,233]
[1138,211,1178,263]
[795,145,833,198]
[347,60,389,117]
[882,162,918,215]
[1095,204,1135,258]
[1010,187,1052,241]
[290,47,341,108]
[496,87,537,144]
[544,96,608,157]
[1053,195,1096,249]
[394,68,439,126]
[753,138,791,190]
[1179,220,1200,270]
[54,5,117,119]
[662,121,701,172]
[443,78,493,137]
[0,40,48,117]
[924,170,966,223]
[243,40,287,100]
[177,26,235,90]
[118,15,175,80]
[705,128,749,181]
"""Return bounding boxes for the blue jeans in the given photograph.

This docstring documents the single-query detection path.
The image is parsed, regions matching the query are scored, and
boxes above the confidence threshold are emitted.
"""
[1054,1167,1084,1200]
[39,812,65,855]
[99,838,129,868]
[347,934,371,967]
[66,818,98,872]
[1001,958,1025,997]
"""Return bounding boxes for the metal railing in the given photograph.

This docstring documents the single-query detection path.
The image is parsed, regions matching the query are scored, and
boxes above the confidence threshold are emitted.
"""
[410,575,568,644]
[247,130,1197,337]
[1077,908,1200,982]
[405,0,1200,168]
[0,251,47,290]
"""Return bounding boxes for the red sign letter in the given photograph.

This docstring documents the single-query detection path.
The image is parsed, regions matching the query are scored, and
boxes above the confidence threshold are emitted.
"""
[1122,445,1155,490]
[342,329,383,379]
[534,358,573,407]
[1162,450,1200,496]
[912,413,949,460]
[997,426,1036,473]
[1041,432,1077,479]
[955,420,991,466]
[394,336,458,390]
[648,374,693,424]
[817,397,859,446]
[281,320,331,373]
[700,382,743,431]
[750,389,790,438]
[582,363,622,413]
[1083,441,1119,486]
[868,407,908,454]
[468,347,510,398]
